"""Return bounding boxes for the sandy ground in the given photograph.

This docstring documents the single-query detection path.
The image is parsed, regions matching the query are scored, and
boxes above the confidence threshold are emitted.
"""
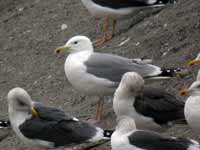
[0,0,200,149]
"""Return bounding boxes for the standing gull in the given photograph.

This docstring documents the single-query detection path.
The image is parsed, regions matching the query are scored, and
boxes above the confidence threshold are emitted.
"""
[55,35,185,121]
[7,87,112,148]
[113,72,185,131]
[179,70,200,132]
[81,0,177,46]
[111,116,200,150]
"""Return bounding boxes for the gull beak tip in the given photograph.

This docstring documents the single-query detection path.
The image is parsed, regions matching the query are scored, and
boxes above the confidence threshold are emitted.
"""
[188,60,200,67]
[54,46,71,55]
[178,89,191,96]
[54,47,63,54]
[32,107,39,118]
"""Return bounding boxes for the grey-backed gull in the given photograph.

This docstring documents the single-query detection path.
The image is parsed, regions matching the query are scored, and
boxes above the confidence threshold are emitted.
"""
[55,35,185,121]
[179,70,200,133]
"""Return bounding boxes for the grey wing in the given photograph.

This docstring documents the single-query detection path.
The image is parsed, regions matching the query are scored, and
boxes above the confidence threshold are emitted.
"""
[84,53,161,82]
[128,130,192,150]
[19,118,98,147]
[134,87,185,125]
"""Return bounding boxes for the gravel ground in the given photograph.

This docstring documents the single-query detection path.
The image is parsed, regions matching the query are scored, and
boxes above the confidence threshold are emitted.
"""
[0,0,200,149]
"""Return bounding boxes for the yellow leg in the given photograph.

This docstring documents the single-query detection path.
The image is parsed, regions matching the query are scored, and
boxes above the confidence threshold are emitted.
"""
[95,17,110,46]
[98,100,104,121]
[95,98,104,121]
[95,99,101,120]
[103,17,110,34]
[112,19,117,37]
[105,19,117,41]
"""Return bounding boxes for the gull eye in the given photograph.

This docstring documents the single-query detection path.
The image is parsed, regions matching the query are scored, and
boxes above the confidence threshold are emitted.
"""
[74,41,78,45]
[18,100,26,107]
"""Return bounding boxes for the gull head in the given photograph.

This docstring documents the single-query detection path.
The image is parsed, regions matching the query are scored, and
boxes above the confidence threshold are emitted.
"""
[55,36,94,55]
[188,53,200,67]
[116,116,136,132]
[118,72,144,96]
[7,87,39,118]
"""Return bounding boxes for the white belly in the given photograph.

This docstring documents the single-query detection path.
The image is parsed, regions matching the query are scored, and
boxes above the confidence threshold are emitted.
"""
[65,52,116,96]
[184,96,200,133]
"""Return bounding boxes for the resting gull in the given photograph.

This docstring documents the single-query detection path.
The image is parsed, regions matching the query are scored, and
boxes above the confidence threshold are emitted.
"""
[179,70,200,133]
[188,53,200,66]
[55,35,185,121]
[81,0,177,45]
[7,87,112,148]
[113,72,185,131]
[111,116,200,150]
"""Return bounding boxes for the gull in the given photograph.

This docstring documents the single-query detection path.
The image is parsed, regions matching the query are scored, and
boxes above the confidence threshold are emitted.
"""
[111,116,200,150]
[7,87,112,149]
[113,72,185,131]
[81,0,177,46]
[179,70,200,133]
[55,35,186,121]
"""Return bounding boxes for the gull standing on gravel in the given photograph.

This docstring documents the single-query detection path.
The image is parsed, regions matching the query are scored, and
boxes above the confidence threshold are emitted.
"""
[111,116,200,150]
[179,70,200,133]
[81,0,177,46]
[7,87,112,148]
[113,72,185,131]
[55,35,185,121]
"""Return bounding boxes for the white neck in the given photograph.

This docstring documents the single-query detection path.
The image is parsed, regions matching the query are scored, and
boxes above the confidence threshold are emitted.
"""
[9,108,31,129]
[113,87,135,117]
[191,91,200,96]
[117,126,135,135]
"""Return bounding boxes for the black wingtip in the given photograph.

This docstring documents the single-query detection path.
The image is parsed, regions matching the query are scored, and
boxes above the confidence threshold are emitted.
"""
[0,120,11,129]
[157,0,177,4]
[159,68,189,78]
[160,68,181,77]
[104,130,114,138]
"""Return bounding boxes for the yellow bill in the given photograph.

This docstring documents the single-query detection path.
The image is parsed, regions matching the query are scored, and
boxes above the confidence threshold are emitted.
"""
[188,60,200,67]
[31,107,39,118]
[54,46,71,54]
[178,89,191,96]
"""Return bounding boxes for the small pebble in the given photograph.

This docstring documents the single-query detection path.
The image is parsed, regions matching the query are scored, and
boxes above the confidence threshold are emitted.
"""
[61,24,68,30]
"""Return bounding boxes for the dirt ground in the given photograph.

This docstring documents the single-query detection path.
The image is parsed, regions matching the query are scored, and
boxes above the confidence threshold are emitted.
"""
[0,0,200,149]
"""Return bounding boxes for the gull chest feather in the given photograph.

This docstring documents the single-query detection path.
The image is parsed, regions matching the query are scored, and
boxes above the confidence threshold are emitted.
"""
[64,52,94,93]
[185,96,200,132]
[9,112,34,145]
[64,51,116,95]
